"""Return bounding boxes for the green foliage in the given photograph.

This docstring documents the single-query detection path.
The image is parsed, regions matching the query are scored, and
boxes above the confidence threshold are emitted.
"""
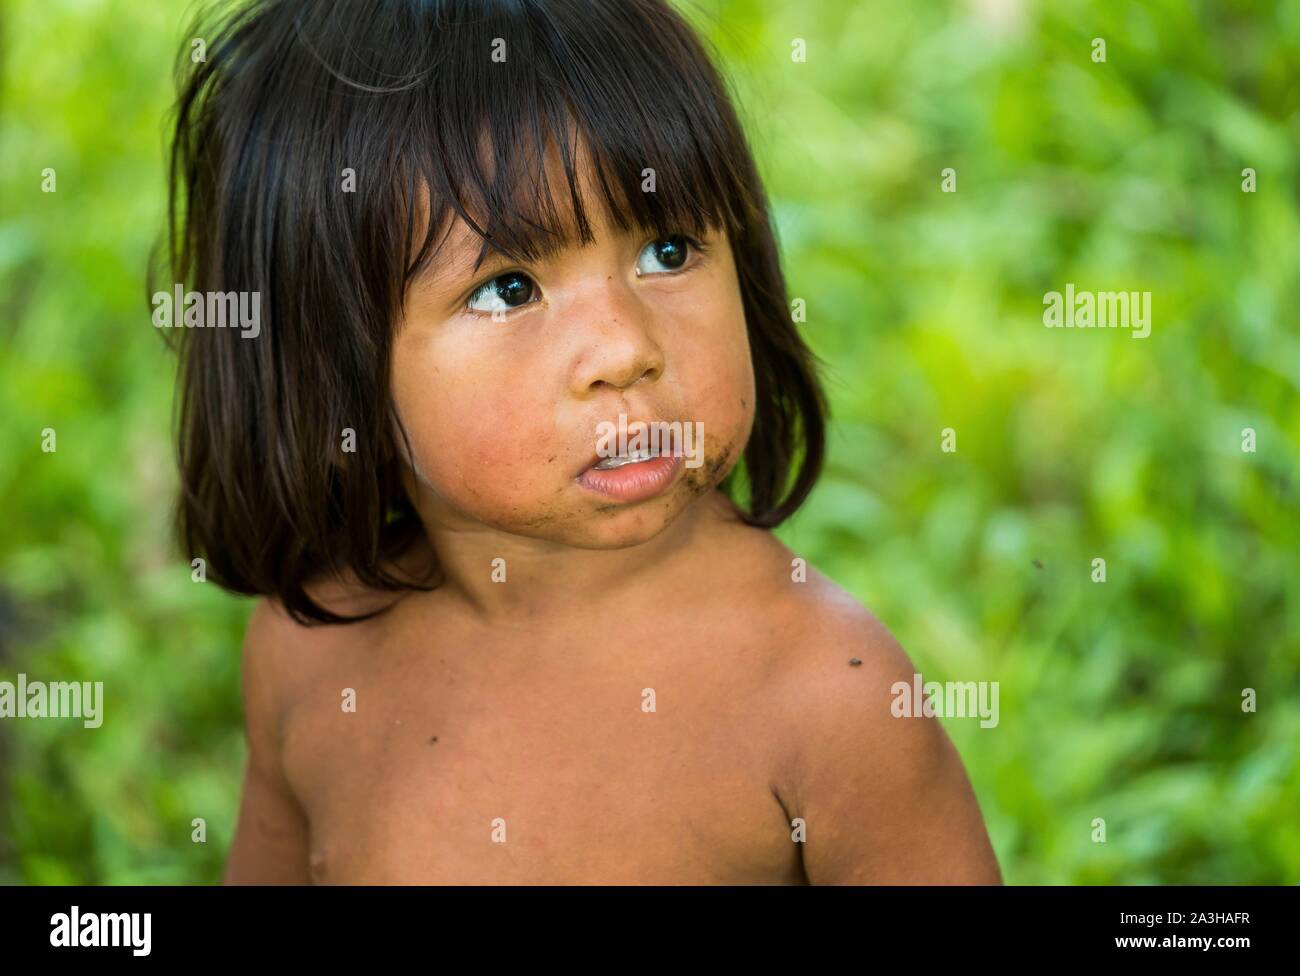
[1,0,1297,883]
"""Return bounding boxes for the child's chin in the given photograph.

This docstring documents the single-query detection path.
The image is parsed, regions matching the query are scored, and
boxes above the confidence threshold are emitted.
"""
[581,511,682,548]
[560,493,696,549]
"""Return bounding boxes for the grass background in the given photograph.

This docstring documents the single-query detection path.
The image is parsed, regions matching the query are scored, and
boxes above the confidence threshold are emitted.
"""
[1,0,1297,883]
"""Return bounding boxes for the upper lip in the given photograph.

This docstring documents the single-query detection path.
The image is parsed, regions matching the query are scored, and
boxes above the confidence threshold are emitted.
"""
[574,417,682,476]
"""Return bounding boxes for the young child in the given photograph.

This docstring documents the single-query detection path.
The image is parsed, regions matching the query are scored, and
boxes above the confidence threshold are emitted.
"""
[163,0,1001,884]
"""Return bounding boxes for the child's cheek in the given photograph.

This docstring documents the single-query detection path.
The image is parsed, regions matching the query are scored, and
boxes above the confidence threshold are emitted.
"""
[409,379,557,516]
[680,311,756,464]
[714,346,757,474]
[671,258,756,455]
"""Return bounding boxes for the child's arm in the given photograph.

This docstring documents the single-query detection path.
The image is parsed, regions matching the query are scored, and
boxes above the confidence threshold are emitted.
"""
[780,609,1003,884]
[223,601,312,884]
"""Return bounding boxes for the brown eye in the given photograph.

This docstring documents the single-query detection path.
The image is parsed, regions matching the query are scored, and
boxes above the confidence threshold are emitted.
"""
[466,271,537,314]
[636,235,695,275]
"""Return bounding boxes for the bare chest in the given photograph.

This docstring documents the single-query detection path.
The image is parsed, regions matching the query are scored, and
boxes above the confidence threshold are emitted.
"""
[279,632,801,884]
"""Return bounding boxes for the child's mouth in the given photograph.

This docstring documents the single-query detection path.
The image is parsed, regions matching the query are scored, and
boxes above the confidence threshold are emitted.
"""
[591,446,658,470]
[576,448,684,502]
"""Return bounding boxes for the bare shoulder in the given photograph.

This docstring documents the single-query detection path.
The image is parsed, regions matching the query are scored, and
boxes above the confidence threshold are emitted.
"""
[742,544,1002,884]
[226,570,407,883]
[761,558,921,727]
[713,521,910,687]
[226,592,356,885]
[239,556,424,715]
[246,533,438,648]
[241,577,379,673]
[740,543,922,761]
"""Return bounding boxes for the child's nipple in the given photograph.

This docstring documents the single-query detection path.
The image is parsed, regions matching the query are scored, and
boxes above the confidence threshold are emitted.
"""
[309,846,329,883]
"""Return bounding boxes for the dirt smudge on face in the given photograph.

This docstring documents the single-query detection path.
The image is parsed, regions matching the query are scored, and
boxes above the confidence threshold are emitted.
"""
[683,431,741,499]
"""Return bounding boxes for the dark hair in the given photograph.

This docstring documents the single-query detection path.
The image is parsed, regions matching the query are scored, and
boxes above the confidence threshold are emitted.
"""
[159,0,827,625]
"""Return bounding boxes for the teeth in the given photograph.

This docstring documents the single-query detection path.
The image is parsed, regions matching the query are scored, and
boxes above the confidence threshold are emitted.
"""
[593,448,658,470]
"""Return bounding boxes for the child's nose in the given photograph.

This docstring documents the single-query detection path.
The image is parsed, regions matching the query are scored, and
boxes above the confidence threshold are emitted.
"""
[567,282,665,396]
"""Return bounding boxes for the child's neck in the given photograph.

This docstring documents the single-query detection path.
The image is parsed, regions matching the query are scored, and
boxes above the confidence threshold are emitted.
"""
[416,489,740,628]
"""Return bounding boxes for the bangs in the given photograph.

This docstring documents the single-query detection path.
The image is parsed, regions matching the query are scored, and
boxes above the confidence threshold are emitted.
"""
[382,0,746,282]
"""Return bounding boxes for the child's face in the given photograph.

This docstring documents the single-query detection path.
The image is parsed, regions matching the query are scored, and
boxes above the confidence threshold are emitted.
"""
[391,163,755,550]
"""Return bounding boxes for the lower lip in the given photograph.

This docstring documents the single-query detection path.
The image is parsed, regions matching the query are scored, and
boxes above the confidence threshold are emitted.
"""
[576,454,684,502]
